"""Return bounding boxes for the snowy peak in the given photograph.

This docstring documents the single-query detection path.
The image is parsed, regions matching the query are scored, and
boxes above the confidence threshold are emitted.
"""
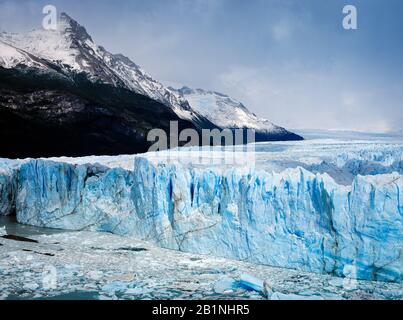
[0,40,45,69]
[0,13,200,122]
[0,15,81,69]
[0,13,301,140]
[173,86,291,135]
[60,12,93,43]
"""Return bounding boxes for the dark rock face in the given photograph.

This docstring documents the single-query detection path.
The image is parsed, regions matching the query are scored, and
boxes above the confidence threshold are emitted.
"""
[255,130,303,142]
[0,66,200,159]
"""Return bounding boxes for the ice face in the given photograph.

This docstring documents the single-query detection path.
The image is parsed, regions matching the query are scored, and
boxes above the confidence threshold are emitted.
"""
[0,139,401,282]
[8,139,401,283]
[0,167,17,216]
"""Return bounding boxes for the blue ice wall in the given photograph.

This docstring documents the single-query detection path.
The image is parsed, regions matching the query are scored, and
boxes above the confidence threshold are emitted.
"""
[0,168,17,216]
[11,158,403,282]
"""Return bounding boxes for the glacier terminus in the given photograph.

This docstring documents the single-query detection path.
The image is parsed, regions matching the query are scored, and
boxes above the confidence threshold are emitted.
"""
[1,137,402,285]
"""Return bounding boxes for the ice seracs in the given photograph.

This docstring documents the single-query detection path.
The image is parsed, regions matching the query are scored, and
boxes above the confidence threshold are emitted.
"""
[0,165,17,216]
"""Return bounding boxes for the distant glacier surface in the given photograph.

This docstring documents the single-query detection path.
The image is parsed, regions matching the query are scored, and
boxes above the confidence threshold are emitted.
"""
[1,136,402,282]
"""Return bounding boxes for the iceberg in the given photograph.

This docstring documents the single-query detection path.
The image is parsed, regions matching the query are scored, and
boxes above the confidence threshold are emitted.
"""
[1,139,402,282]
[239,274,265,293]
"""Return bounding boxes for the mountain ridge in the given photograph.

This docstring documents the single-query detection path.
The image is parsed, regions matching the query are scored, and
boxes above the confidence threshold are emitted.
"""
[0,12,302,158]
[172,86,303,141]
[0,13,209,125]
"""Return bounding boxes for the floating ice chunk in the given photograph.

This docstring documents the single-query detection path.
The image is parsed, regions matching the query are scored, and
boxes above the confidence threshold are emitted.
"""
[101,281,130,294]
[23,283,39,291]
[239,274,264,293]
[214,277,237,294]
[125,287,153,296]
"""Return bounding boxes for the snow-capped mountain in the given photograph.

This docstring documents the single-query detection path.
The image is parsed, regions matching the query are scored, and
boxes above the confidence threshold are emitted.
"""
[0,13,203,123]
[173,87,303,141]
[0,12,302,158]
[0,13,207,158]
[0,41,41,68]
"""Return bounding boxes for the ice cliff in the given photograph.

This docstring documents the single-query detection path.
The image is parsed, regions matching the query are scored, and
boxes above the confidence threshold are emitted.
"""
[0,165,17,216]
[10,151,402,282]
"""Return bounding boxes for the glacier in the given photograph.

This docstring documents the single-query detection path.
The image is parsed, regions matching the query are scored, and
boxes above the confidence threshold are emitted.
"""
[0,162,18,216]
[1,139,402,282]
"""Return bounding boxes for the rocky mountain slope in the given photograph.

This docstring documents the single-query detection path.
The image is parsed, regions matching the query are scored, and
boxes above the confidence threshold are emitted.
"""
[0,61,198,158]
[0,13,302,158]
[0,13,211,125]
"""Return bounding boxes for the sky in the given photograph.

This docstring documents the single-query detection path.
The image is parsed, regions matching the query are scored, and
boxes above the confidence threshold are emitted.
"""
[0,0,402,132]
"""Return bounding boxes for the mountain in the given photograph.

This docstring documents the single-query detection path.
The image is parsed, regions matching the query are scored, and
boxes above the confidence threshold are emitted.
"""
[0,62,201,158]
[0,13,211,125]
[0,14,218,158]
[0,13,302,158]
[0,41,49,69]
[173,87,303,141]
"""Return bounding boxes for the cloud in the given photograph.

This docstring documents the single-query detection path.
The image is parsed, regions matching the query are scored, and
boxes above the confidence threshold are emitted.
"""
[217,64,402,132]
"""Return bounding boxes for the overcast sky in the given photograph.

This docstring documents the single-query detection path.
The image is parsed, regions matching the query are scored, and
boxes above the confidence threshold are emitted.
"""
[1,0,402,132]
